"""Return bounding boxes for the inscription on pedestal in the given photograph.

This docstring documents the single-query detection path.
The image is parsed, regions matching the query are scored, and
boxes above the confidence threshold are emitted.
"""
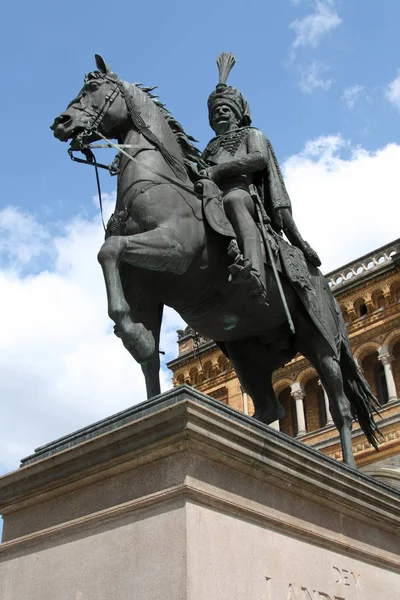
[265,565,361,599]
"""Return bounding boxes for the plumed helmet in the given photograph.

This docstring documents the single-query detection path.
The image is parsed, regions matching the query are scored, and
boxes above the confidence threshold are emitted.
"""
[207,52,252,128]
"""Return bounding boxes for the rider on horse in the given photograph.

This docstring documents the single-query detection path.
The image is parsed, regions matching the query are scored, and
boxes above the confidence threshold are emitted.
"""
[199,53,321,300]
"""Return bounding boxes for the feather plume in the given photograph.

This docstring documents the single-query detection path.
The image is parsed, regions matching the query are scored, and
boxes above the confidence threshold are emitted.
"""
[216,52,236,85]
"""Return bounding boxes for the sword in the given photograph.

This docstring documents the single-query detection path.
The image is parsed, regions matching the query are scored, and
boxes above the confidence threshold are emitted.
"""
[254,195,296,335]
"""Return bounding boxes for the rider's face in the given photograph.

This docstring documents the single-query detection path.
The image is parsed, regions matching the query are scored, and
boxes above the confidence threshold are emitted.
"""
[211,104,240,134]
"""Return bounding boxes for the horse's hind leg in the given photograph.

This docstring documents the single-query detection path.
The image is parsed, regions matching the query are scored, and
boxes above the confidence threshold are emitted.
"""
[301,340,356,468]
[224,338,285,424]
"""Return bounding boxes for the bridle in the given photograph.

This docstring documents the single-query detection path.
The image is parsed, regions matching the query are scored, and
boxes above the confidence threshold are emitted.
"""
[66,71,202,228]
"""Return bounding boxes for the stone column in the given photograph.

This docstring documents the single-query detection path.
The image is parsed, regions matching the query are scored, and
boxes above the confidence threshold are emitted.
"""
[318,380,334,426]
[378,346,398,402]
[269,420,280,431]
[242,389,249,416]
[290,382,307,437]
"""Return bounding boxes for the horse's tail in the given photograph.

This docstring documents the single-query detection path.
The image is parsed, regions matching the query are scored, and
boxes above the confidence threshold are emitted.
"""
[339,340,382,451]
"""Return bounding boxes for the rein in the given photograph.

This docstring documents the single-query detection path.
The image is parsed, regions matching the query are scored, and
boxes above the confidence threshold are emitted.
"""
[98,132,202,196]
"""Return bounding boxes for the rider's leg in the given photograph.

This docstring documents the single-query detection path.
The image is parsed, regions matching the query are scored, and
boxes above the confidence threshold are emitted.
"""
[223,189,265,288]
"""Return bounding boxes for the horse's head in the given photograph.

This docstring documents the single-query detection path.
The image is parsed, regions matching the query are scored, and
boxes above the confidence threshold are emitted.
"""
[51,55,129,146]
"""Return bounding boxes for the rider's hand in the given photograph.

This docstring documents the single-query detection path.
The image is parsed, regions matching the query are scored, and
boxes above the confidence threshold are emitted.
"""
[303,241,322,267]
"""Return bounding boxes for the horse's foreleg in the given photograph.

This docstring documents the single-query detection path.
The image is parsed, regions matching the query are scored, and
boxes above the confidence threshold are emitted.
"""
[98,227,192,371]
[138,303,163,398]
[98,236,158,364]
[141,353,161,398]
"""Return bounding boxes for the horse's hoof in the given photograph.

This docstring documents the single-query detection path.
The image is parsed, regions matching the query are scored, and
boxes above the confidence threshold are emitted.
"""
[252,405,284,425]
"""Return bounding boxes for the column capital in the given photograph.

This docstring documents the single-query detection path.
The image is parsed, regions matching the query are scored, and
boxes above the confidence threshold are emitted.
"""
[378,346,394,365]
[290,382,305,401]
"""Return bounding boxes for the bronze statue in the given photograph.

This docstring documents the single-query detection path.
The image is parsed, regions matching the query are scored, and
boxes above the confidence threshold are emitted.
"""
[51,54,380,468]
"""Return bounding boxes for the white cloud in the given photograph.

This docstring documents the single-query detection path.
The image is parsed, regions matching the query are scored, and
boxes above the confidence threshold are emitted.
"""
[299,61,333,93]
[290,0,342,52]
[0,207,51,266]
[283,135,400,271]
[341,84,366,109]
[385,71,400,112]
[0,202,184,473]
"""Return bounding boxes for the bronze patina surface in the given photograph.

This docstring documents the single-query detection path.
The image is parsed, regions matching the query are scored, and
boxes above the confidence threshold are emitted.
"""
[51,54,380,467]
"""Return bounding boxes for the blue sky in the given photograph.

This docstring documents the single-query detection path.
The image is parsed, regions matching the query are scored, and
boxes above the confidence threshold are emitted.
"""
[1,0,400,497]
[2,0,400,221]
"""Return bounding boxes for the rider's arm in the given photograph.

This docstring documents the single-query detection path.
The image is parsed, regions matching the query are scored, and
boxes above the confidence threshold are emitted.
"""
[281,209,305,248]
[281,208,322,267]
[207,129,269,181]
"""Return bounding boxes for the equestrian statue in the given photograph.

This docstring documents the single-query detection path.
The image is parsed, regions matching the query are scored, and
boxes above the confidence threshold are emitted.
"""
[51,53,380,468]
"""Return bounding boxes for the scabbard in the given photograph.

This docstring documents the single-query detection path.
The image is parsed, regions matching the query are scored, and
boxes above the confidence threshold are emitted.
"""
[254,197,296,335]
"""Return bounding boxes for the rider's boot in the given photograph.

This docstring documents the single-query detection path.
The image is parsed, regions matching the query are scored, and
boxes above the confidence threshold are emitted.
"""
[223,189,268,303]
[227,240,268,304]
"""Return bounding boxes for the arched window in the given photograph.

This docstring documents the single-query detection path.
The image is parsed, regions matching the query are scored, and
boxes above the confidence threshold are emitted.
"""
[389,282,400,303]
[392,340,400,398]
[377,295,385,309]
[375,362,389,405]
[278,388,295,437]
[361,353,380,399]
[354,298,368,318]
[189,368,198,386]
[359,303,368,317]
[304,377,325,432]
[218,355,229,372]
[203,361,212,380]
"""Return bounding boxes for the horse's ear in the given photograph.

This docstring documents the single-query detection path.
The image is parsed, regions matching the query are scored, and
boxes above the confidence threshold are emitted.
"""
[95,54,112,74]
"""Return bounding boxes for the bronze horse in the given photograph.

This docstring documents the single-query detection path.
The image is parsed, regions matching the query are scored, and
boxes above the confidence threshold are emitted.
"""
[51,55,380,467]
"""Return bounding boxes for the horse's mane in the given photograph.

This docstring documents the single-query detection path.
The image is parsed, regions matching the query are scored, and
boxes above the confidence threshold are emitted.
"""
[86,70,204,177]
[133,83,203,168]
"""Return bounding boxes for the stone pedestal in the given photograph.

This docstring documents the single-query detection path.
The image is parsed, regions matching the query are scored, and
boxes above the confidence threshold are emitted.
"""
[0,385,399,599]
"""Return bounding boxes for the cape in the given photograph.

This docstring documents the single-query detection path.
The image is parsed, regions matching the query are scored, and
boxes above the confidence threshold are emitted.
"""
[254,137,292,233]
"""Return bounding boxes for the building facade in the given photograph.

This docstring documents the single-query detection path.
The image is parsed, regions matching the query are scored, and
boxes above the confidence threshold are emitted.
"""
[167,239,400,485]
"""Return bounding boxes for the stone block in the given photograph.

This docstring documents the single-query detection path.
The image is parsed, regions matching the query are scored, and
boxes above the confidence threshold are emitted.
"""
[0,385,399,599]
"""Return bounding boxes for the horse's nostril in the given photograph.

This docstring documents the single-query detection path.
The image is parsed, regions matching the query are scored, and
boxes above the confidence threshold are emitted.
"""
[58,113,72,125]
[51,113,71,130]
